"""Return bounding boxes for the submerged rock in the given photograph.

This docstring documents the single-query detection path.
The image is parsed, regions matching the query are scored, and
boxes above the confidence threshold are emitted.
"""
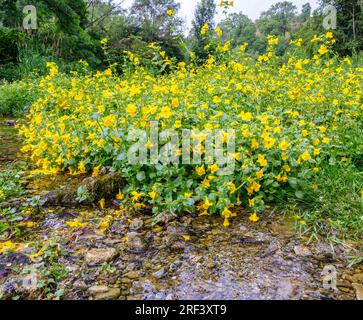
[126,232,148,253]
[352,283,363,300]
[152,268,166,279]
[88,286,121,300]
[84,248,118,265]
[129,218,144,232]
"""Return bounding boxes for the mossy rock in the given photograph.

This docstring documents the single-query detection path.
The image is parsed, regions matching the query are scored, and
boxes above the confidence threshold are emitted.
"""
[43,173,124,206]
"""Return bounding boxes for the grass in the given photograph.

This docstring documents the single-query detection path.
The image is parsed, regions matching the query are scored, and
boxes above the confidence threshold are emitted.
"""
[285,163,363,240]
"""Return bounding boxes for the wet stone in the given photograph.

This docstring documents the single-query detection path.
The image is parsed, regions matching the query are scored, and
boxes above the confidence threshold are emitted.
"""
[352,283,363,300]
[84,248,118,265]
[110,220,127,235]
[126,232,148,253]
[88,285,110,295]
[125,271,139,279]
[166,225,190,237]
[294,245,312,257]
[129,218,144,232]
[152,268,167,279]
[94,287,121,300]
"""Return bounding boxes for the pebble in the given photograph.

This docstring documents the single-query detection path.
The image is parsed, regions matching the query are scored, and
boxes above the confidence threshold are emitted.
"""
[125,271,139,279]
[94,288,121,300]
[152,268,166,279]
[293,245,312,257]
[352,283,363,300]
[129,218,144,231]
[126,232,148,253]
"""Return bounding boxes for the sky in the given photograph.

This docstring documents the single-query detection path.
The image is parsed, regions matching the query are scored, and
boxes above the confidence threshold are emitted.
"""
[119,0,319,31]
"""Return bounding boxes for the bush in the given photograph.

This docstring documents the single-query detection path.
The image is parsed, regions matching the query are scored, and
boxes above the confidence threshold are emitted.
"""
[0,80,35,116]
[0,27,26,65]
[18,34,363,226]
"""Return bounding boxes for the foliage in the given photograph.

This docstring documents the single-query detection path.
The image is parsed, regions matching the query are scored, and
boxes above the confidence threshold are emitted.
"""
[319,0,363,55]
[18,33,363,228]
[191,0,217,62]
[0,169,26,202]
[0,27,26,66]
[0,80,37,116]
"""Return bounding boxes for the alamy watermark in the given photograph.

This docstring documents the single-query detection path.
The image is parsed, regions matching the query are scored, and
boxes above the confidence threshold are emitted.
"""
[0,5,37,30]
[322,265,338,291]
[22,5,37,30]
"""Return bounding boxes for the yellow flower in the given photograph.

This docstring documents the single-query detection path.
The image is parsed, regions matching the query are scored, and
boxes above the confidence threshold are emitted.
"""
[159,106,172,119]
[196,166,206,176]
[66,220,88,229]
[257,154,268,167]
[301,152,311,162]
[92,166,101,177]
[318,45,329,55]
[104,68,112,76]
[103,115,115,127]
[201,198,212,211]
[313,148,321,156]
[171,98,179,108]
[238,111,252,121]
[249,213,260,223]
[223,218,230,228]
[166,9,174,16]
[201,23,209,35]
[131,191,143,202]
[256,170,264,179]
[251,138,259,150]
[184,193,192,198]
[326,32,334,39]
[78,161,86,174]
[201,178,210,187]
[116,191,124,201]
[126,104,137,117]
[215,26,223,37]
[267,35,279,46]
[208,163,219,174]
[279,140,290,151]
[229,182,236,194]
[248,198,256,207]
[149,191,157,200]
[99,198,106,209]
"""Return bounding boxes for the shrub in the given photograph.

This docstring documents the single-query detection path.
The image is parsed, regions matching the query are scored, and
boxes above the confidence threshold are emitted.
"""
[18,33,363,225]
[0,80,35,116]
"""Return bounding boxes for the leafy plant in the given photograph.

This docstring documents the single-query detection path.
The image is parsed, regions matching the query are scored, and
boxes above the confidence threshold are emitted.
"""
[0,170,26,202]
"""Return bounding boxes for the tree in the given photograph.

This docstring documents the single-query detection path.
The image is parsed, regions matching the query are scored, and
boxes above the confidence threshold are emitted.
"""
[219,12,257,50]
[319,0,363,54]
[191,0,216,62]
[301,3,312,22]
[257,1,298,36]
[0,0,22,28]
[130,0,184,60]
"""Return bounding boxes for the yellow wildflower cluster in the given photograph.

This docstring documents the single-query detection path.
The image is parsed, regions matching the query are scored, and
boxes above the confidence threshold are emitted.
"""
[19,34,363,225]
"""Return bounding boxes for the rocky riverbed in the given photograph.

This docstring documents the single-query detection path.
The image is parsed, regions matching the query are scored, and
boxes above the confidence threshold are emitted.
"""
[0,118,362,300]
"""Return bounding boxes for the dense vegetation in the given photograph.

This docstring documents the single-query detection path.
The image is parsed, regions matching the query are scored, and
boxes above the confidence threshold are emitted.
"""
[0,1,362,240]
[0,0,362,84]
